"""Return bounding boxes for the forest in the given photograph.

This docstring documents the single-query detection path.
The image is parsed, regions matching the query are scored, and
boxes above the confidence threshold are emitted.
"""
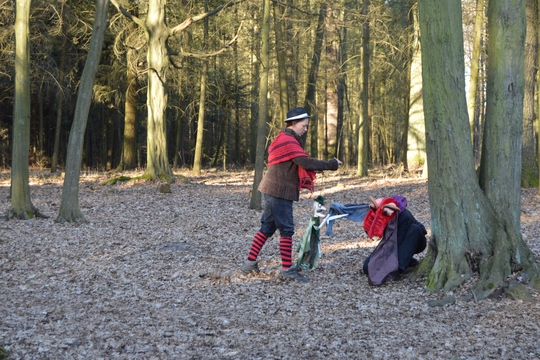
[0,0,458,172]
[2,0,540,357]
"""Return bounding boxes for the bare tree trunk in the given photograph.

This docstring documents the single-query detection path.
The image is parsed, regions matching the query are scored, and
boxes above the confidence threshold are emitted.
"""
[51,34,66,173]
[337,6,347,162]
[521,0,539,187]
[304,4,327,158]
[406,2,426,175]
[10,0,35,219]
[56,0,109,223]
[143,0,173,181]
[173,70,183,169]
[248,9,260,165]
[325,5,339,159]
[193,2,209,176]
[417,0,539,300]
[233,31,242,164]
[193,61,208,175]
[38,77,44,169]
[250,0,271,210]
[399,0,415,171]
[273,1,289,121]
[357,0,369,177]
[118,47,138,171]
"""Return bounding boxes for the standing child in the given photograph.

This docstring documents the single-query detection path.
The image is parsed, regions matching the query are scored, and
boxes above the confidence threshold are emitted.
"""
[240,107,342,282]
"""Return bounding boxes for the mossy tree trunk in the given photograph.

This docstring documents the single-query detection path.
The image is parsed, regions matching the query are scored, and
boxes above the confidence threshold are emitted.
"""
[56,0,109,223]
[11,0,35,219]
[416,0,540,300]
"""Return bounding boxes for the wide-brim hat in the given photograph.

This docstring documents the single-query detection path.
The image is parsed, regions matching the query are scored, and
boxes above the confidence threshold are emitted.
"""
[285,107,310,122]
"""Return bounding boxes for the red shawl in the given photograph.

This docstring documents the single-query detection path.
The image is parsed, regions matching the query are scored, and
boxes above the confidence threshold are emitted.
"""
[267,131,316,191]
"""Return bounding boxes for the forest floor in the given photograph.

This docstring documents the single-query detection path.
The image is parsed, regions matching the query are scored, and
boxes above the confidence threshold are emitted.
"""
[1,168,540,360]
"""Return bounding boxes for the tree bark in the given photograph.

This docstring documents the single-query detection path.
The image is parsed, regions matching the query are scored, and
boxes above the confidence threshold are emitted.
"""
[56,0,109,223]
[250,0,271,210]
[480,0,525,235]
[11,0,35,219]
[118,47,138,171]
[417,0,539,300]
[143,0,173,181]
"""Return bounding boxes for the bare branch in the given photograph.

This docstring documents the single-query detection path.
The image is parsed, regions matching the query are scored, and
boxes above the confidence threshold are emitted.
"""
[170,0,245,35]
[110,0,146,30]
[171,21,243,60]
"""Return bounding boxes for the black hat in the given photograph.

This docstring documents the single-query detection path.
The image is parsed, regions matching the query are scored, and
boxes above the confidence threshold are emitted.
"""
[285,107,310,122]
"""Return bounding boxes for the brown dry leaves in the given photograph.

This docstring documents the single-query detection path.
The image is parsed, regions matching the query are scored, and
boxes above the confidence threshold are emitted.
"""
[1,169,540,359]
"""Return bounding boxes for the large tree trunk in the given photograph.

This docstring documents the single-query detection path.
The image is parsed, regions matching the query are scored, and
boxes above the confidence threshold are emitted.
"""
[143,0,173,181]
[56,0,109,223]
[357,0,369,177]
[521,0,539,187]
[250,0,271,210]
[11,0,35,219]
[417,0,539,300]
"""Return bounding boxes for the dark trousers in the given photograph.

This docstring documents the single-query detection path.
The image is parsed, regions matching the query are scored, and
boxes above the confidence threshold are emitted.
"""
[259,194,295,238]
[363,223,427,274]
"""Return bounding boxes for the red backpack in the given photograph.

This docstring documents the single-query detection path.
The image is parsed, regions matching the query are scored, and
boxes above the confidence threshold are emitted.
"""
[363,197,399,238]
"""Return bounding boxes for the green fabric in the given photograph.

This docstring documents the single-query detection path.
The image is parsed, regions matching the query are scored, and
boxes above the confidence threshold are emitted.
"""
[296,216,323,271]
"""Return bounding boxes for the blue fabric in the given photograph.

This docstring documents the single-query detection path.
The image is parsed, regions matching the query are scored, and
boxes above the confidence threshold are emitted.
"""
[325,203,370,236]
